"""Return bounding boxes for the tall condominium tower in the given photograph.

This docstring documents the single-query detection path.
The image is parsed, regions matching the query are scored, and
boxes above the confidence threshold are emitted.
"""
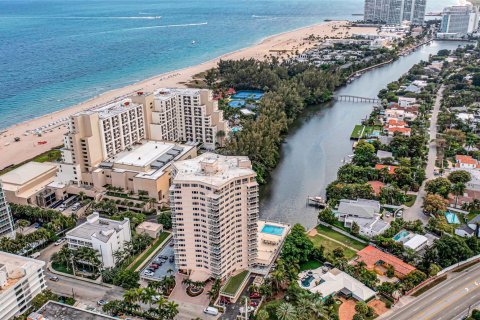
[59,98,146,186]
[131,88,229,150]
[440,5,480,36]
[170,153,258,281]
[364,0,426,25]
[0,181,15,239]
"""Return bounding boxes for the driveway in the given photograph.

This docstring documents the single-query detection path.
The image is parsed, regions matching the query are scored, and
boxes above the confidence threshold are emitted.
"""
[403,85,445,224]
[141,238,176,280]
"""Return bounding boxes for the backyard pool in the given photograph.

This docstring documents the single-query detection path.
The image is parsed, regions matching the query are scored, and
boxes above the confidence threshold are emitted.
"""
[445,211,460,224]
[301,275,314,288]
[393,230,411,241]
[261,224,285,236]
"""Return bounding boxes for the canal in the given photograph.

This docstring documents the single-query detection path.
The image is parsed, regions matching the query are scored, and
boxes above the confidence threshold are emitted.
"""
[259,40,467,229]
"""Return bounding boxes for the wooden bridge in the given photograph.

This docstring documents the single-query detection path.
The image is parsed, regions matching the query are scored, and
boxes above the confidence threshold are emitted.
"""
[334,95,380,103]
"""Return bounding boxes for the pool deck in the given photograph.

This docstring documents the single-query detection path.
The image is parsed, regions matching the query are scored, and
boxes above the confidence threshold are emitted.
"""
[255,220,291,269]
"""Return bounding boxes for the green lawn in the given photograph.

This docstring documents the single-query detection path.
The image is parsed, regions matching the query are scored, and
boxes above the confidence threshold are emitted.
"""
[221,270,249,296]
[52,262,73,275]
[351,125,365,139]
[129,232,170,271]
[310,234,358,260]
[315,225,367,251]
[299,260,322,271]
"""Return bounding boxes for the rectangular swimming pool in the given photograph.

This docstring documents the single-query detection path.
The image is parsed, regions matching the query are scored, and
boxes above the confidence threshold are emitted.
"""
[261,224,285,236]
[393,230,410,241]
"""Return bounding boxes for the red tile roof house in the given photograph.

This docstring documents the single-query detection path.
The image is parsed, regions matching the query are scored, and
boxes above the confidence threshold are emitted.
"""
[375,164,399,175]
[354,246,416,279]
[455,155,480,169]
[367,181,385,196]
[386,126,411,137]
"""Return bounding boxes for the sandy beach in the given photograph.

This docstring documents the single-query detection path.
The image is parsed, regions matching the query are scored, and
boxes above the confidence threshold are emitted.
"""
[0,20,379,170]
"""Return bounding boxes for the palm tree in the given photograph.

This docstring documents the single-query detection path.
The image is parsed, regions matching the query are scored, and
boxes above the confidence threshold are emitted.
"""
[276,302,297,320]
[140,287,157,308]
[452,182,466,208]
[311,297,328,319]
[163,300,179,320]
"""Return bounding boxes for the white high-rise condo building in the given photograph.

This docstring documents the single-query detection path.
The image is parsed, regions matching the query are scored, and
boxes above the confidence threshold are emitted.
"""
[170,153,258,281]
[364,0,426,25]
[131,89,229,150]
[0,252,46,319]
[0,181,15,239]
[439,5,480,37]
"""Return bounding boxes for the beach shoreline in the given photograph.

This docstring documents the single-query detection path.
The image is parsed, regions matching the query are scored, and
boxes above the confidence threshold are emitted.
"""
[0,20,379,170]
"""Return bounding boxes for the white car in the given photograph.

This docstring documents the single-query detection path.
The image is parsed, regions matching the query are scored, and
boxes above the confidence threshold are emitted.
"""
[54,238,66,246]
[239,306,255,314]
[143,270,154,277]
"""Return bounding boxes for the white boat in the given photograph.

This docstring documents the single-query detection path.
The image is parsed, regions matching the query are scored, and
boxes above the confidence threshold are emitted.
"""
[191,40,196,44]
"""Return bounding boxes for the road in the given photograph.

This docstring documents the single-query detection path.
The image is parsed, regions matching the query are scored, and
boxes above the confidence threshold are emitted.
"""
[403,85,445,223]
[381,262,480,320]
[38,243,125,307]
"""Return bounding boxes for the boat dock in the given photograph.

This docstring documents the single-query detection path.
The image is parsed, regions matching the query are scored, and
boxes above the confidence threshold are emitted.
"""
[306,196,327,208]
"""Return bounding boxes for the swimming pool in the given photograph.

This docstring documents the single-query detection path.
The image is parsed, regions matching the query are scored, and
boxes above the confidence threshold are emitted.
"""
[393,230,410,241]
[445,211,460,224]
[301,275,314,288]
[231,91,264,100]
[261,224,285,236]
[228,100,246,108]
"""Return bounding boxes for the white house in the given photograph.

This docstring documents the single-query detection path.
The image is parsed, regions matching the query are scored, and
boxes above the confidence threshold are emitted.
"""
[336,199,388,238]
[298,267,376,301]
[66,212,131,268]
[0,252,46,319]
[398,97,417,107]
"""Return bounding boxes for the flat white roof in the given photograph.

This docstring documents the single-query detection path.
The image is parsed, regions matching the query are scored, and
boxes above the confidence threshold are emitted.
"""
[404,234,428,251]
[0,252,45,295]
[0,162,57,186]
[172,153,255,187]
[112,141,176,167]
[76,98,141,119]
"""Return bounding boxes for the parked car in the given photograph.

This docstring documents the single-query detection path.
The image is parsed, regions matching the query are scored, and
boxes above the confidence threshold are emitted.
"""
[30,252,40,259]
[54,238,66,246]
[249,292,261,299]
[169,255,174,263]
[97,300,108,306]
[58,204,66,211]
[143,270,154,277]
[33,223,41,229]
[49,276,59,282]
[203,307,219,316]
[250,301,259,307]
[239,306,255,314]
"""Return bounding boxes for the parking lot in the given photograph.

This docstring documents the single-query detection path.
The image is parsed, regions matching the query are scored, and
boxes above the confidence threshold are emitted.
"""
[141,238,177,280]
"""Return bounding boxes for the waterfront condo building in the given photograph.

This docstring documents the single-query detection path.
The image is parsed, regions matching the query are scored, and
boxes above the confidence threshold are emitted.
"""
[0,252,46,319]
[59,98,146,187]
[170,153,258,281]
[65,212,131,268]
[0,180,15,239]
[364,0,426,25]
[131,88,229,150]
[439,5,480,38]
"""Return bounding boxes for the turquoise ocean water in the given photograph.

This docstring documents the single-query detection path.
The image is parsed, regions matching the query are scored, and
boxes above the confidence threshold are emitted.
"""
[0,0,454,129]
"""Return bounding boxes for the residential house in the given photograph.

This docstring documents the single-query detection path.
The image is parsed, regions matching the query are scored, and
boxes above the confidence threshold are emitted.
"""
[455,215,480,238]
[398,97,417,107]
[375,164,399,175]
[355,245,416,279]
[336,199,389,237]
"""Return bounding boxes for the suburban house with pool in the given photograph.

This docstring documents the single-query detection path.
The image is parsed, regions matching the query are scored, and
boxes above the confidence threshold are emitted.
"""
[298,267,376,302]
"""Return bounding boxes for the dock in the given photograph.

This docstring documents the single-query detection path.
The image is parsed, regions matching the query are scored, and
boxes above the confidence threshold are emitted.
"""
[307,196,327,208]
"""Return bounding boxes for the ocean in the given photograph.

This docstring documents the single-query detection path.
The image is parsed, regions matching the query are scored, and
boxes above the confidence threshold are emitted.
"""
[0,0,456,129]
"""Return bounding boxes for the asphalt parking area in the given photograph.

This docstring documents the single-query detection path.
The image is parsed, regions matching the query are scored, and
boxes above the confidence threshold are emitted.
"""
[141,238,177,280]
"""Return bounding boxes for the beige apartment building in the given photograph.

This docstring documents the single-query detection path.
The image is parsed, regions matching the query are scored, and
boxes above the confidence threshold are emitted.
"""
[91,140,196,205]
[58,98,146,187]
[170,153,258,281]
[131,88,229,150]
[1,162,63,207]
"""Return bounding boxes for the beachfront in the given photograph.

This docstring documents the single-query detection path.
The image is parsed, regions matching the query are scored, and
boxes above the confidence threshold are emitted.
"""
[0,21,379,170]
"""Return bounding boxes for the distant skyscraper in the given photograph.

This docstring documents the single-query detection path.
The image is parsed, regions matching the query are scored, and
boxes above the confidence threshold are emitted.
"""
[440,5,480,36]
[0,181,15,239]
[364,0,426,25]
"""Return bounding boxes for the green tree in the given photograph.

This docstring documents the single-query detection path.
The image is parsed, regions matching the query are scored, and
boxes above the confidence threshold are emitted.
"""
[423,194,448,215]
[451,182,466,208]
[448,170,472,184]
[318,207,336,225]
[425,178,452,198]
[157,212,172,230]
[352,141,377,167]
[276,302,297,320]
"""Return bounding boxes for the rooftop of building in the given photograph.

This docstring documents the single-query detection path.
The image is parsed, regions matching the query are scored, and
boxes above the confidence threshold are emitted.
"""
[0,252,45,294]
[356,245,416,277]
[256,220,291,266]
[75,98,141,119]
[0,162,57,186]
[110,140,187,168]
[136,221,163,232]
[337,199,381,217]
[153,88,205,100]
[66,213,129,243]
[172,153,256,187]
[29,301,116,320]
